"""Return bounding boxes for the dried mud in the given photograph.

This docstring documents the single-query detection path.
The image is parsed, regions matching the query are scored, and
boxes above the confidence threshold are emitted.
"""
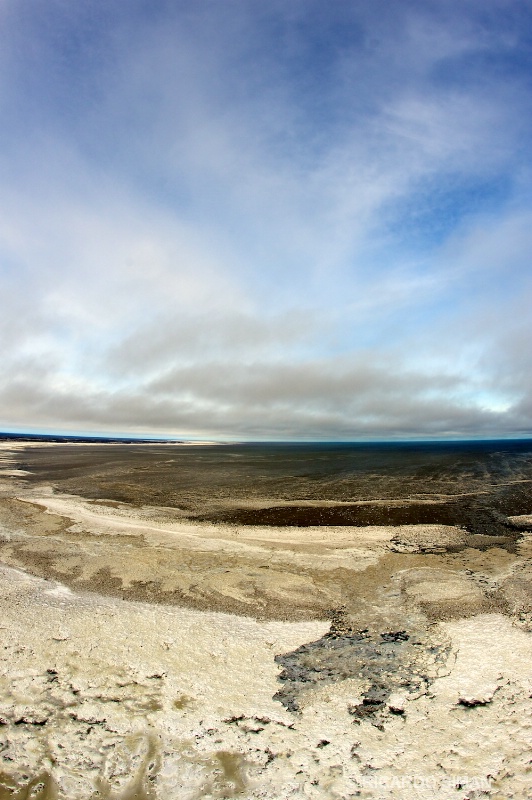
[1,441,532,798]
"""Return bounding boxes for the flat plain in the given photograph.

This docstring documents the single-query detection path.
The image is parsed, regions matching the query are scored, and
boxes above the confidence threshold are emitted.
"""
[0,440,531,799]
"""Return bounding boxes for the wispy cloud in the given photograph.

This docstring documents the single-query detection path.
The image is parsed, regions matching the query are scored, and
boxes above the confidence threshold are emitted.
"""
[1,0,532,438]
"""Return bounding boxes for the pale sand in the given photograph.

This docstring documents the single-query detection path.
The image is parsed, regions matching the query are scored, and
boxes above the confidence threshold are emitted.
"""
[0,443,531,798]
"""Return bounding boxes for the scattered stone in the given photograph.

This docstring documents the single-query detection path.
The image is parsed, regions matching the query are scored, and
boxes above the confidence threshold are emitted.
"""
[387,693,406,714]
[458,692,494,707]
[14,716,48,726]
[349,697,385,723]
[456,681,500,707]
[381,631,409,643]
[240,721,265,734]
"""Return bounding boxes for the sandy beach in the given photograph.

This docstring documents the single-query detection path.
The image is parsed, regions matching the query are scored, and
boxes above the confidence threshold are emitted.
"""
[0,442,531,798]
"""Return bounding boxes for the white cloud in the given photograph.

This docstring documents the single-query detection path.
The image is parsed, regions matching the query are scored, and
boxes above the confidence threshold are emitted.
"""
[1,0,532,438]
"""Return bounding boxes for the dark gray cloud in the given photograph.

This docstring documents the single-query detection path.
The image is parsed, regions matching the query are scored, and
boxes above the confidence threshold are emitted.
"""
[0,348,529,440]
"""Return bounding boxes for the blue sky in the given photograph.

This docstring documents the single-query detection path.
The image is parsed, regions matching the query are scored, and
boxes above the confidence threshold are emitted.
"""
[1,0,532,440]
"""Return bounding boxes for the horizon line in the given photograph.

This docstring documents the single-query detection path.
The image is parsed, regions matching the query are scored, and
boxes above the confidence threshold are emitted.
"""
[1,429,532,446]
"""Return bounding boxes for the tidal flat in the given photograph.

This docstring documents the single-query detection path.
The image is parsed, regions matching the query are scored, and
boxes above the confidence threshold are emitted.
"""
[0,440,532,799]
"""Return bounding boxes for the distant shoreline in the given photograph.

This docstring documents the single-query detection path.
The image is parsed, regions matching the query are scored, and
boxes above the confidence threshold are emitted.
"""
[0,433,218,445]
[1,431,532,447]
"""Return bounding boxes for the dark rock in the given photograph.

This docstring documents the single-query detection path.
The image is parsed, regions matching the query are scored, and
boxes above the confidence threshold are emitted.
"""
[273,621,450,717]
[380,631,409,643]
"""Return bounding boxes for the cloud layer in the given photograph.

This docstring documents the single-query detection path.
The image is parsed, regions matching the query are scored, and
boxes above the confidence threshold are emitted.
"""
[1,0,532,439]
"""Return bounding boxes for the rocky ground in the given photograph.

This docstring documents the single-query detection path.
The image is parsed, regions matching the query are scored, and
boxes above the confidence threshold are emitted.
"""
[0,442,531,799]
